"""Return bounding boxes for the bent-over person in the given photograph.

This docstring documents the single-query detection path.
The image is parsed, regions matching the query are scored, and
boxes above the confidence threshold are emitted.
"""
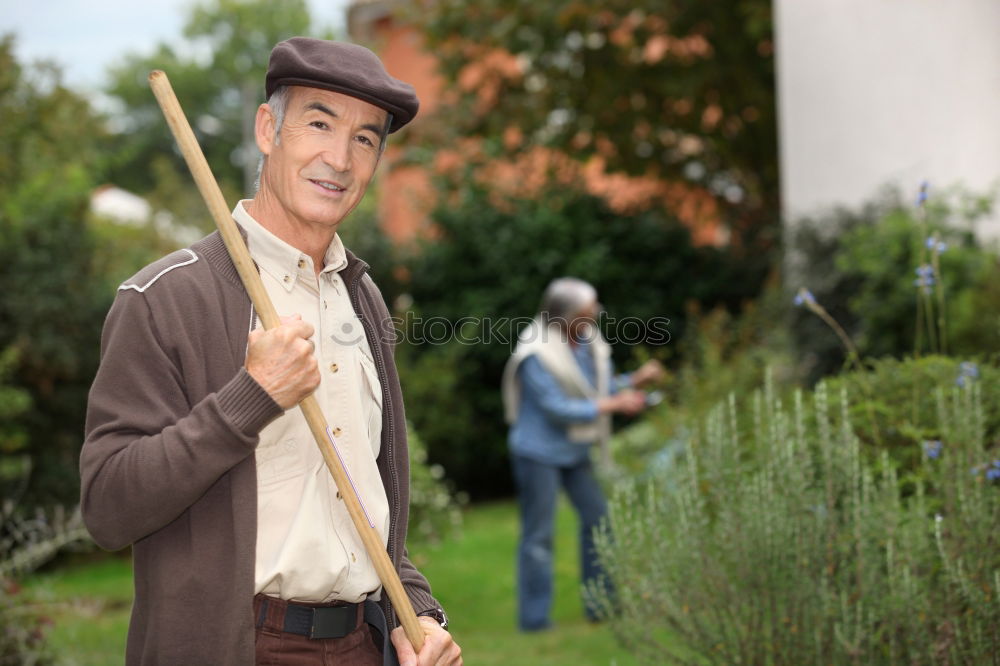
[501,277,663,631]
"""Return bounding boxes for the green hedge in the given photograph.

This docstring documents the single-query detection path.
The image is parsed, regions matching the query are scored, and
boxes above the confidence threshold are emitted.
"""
[591,362,1000,664]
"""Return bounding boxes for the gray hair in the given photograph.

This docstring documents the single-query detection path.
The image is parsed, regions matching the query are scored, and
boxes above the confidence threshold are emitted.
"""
[268,85,291,141]
[538,277,598,328]
[254,85,289,192]
[253,85,392,192]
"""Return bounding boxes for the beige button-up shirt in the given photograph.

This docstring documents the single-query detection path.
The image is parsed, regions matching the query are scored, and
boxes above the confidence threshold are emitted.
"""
[234,202,389,604]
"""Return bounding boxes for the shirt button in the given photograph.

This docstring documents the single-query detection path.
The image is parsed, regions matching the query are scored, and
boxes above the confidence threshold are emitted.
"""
[351,552,357,563]
[336,490,342,499]
[323,301,329,310]
[297,259,306,269]
[282,275,290,283]
[330,363,339,373]
[333,427,343,437]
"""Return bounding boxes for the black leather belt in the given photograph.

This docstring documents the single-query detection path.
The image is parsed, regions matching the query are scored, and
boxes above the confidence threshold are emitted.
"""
[256,597,361,639]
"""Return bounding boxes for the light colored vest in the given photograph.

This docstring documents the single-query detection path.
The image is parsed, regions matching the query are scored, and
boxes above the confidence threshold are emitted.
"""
[501,318,612,463]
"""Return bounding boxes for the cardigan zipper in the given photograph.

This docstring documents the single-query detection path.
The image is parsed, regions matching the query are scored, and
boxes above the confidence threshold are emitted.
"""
[347,268,401,626]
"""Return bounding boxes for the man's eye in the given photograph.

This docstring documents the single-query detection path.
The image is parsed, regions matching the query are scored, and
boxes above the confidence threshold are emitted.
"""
[356,135,376,148]
[310,121,328,130]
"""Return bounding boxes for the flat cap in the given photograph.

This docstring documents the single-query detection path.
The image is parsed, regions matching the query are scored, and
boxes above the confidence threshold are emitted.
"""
[266,37,419,133]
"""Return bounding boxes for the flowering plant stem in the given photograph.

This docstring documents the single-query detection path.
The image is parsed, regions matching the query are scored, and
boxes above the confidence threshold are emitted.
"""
[796,289,882,445]
[931,240,948,354]
[802,299,862,368]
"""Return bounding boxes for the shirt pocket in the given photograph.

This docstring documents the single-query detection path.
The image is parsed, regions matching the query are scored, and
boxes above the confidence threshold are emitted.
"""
[357,348,384,457]
[256,437,303,487]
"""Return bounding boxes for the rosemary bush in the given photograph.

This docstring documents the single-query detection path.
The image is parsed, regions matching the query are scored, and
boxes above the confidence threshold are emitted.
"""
[591,376,999,664]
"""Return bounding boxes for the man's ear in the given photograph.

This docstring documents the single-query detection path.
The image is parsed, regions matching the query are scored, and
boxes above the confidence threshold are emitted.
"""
[255,103,277,156]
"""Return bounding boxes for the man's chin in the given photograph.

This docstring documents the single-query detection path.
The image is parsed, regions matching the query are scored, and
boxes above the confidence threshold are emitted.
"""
[296,202,350,229]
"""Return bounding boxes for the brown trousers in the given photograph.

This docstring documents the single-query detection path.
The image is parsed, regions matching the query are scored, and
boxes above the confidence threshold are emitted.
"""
[253,595,383,666]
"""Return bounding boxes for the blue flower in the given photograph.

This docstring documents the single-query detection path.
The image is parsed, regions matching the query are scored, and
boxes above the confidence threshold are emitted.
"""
[922,440,943,459]
[914,265,935,293]
[916,181,929,206]
[973,460,1000,481]
[959,361,980,378]
[925,237,948,253]
[794,288,816,308]
[956,361,980,387]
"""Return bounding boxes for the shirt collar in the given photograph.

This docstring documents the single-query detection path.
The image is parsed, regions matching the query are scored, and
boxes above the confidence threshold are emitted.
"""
[233,200,348,291]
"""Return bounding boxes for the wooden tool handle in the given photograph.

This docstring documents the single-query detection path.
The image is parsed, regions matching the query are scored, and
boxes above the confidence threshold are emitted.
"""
[148,69,425,652]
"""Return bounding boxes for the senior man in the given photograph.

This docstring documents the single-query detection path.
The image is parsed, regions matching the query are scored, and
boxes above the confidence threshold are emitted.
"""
[80,37,461,666]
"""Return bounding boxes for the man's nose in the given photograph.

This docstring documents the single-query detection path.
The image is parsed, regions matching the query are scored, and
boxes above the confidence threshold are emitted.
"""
[322,134,351,173]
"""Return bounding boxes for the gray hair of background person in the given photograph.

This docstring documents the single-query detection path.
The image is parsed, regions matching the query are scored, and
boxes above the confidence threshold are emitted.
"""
[538,277,598,328]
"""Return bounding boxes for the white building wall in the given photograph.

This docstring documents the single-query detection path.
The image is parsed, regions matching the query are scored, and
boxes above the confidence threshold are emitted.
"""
[775,0,1000,235]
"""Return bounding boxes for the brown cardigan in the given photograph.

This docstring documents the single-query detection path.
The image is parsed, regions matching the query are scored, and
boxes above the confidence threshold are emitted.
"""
[80,230,438,665]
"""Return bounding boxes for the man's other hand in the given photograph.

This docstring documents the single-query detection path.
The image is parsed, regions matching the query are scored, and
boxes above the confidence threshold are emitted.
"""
[390,617,462,666]
[631,359,666,388]
[245,314,320,409]
[599,390,647,416]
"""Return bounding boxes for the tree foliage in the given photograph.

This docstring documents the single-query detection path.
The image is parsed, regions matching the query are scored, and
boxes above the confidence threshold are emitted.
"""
[0,36,114,503]
[412,0,777,227]
[103,0,321,222]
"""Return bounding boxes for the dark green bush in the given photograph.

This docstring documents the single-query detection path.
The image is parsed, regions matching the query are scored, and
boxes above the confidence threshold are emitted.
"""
[406,424,465,545]
[826,355,1000,473]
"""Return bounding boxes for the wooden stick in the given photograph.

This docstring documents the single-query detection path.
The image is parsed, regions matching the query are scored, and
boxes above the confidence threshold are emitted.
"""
[148,69,425,651]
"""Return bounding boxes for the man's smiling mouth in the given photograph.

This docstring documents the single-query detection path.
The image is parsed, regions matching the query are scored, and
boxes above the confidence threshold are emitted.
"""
[310,179,345,192]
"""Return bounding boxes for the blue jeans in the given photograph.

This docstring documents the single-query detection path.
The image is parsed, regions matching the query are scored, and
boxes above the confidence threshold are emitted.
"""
[511,454,610,631]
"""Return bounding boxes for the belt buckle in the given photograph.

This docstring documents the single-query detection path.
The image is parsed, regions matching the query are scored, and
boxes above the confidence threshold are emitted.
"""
[309,603,356,639]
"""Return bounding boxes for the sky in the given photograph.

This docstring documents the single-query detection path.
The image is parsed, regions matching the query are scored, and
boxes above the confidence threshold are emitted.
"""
[4,0,349,93]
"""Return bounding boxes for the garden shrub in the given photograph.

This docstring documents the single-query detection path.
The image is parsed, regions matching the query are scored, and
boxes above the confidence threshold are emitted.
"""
[0,341,56,665]
[591,373,1000,664]
[0,578,55,666]
[787,186,999,381]
[0,505,87,666]
[608,286,795,479]
[826,355,1000,475]
[406,423,465,545]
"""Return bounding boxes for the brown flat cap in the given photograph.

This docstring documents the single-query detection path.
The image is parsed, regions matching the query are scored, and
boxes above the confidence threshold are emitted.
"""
[266,37,419,133]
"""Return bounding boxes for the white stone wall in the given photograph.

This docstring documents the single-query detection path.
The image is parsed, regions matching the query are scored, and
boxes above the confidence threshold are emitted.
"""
[775,0,1000,235]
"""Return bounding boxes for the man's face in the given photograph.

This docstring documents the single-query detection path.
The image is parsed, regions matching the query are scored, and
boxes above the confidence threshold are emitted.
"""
[568,300,600,342]
[256,86,388,233]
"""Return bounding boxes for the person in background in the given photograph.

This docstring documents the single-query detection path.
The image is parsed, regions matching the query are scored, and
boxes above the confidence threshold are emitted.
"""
[80,37,461,666]
[501,277,664,631]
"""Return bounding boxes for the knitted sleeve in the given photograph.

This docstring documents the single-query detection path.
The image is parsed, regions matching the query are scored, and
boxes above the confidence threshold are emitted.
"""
[80,287,281,551]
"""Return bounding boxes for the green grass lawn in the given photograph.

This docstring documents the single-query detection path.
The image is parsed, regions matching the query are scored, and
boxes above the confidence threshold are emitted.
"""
[23,499,636,665]
[22,555,133,666]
